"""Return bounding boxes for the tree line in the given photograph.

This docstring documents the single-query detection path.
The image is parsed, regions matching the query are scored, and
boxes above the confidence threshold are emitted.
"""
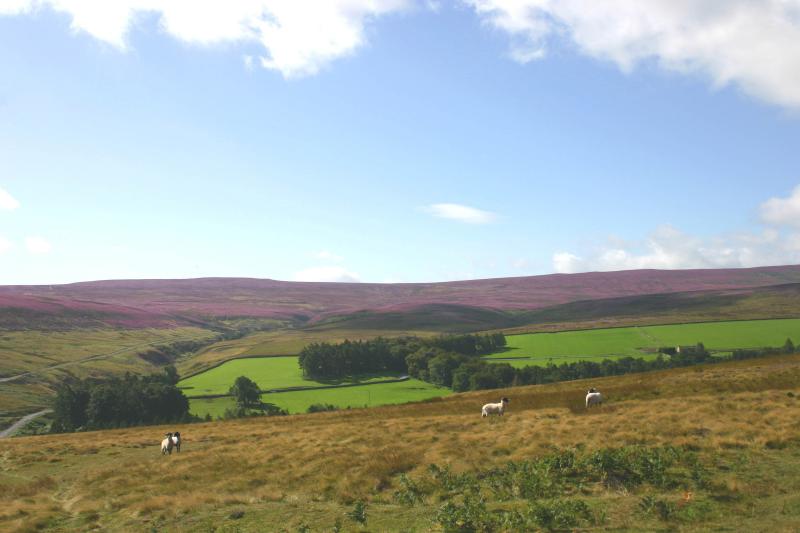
[50,365,192,433]
[299,333,797,393]
[298,333,506,380]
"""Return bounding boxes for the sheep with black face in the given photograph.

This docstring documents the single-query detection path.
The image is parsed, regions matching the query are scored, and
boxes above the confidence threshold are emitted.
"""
[585,388,603,408]
[482,397,509,417]
[161,432,174,455]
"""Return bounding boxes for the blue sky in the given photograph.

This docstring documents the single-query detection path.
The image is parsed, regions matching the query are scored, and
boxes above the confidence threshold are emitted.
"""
[1,1,800,284]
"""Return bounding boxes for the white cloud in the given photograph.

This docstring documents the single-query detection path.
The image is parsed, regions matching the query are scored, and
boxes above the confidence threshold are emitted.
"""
[553,224,798,274]
[312,250,343,262]
[0,187,20,210]
[425,203,497,224]
[0,0,411,77]
[466,0,800,109]
[25,236,52,254]
[0,236,12,254]
[552,251,583,273]
[761,185,800,227]
[292,265,360,282]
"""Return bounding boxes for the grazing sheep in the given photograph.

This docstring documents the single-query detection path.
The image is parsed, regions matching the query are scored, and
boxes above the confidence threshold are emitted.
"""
[482,397,509,417]
[171,431,181,453]
[585,388,603,408]
[161,432,174,455]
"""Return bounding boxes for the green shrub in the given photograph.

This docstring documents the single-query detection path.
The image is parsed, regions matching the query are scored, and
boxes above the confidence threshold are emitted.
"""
[307,403,338,413]
[393,474,426,505]
[434,494,494,532]
[528,498,596,530]
[347,500,367,525]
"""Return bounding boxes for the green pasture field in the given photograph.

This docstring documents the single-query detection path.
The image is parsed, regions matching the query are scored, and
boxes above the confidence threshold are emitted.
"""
[486,318,800,367]
[189,378,451,416]
[178,356,405,396]
[178,327,436,377]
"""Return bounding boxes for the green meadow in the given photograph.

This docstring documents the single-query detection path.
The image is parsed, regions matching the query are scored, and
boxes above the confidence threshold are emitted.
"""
[189,378,450,416]
[486,318,800,366]
[177,356,404,396]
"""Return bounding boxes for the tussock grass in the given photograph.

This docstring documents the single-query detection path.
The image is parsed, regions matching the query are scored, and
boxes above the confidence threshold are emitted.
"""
[2,353,800,531]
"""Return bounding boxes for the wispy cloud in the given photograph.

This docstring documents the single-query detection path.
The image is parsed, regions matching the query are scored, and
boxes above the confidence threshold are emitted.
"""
[466,0,800,109]
[0,236,12,254]
[0,187,20,210]
[424,203,497,224]
[25,236,52,254]
[0,1,411,78]
[292,266,360,283]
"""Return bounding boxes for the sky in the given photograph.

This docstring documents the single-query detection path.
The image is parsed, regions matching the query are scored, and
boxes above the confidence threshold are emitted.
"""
[1,0,800,285]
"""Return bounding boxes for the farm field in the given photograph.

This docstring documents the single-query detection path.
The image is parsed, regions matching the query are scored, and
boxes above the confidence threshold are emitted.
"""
[3,353,800,531]
[189,378,451,416]
[177,327,436,377]
[178,356,404,396]
[485,318,800,366]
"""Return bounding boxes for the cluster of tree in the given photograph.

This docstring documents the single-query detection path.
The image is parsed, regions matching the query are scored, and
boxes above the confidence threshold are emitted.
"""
[220,403,287,419]
[307,403,339,413]
[406,348,515,391]
[137,325,260,367]
[425,333,507,356]
[299,333,795,395]
[731,338,795,360]
[418,340,798,392]
[298,337,414,378]
[416,342,713,391]
[298,333,506,379]
[51,366,190,433]
[138,338,221,366]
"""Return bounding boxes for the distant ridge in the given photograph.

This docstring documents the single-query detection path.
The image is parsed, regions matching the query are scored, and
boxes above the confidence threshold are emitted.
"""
[2,265,800,329]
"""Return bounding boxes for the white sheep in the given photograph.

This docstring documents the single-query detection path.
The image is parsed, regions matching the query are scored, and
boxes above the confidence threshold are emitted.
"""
[481,397,509,417]
[161,432,174,455]
[171,431,181,453]
[585,388,603,408]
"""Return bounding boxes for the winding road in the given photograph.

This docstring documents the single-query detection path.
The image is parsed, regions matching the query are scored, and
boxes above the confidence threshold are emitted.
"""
[0,409,52,438]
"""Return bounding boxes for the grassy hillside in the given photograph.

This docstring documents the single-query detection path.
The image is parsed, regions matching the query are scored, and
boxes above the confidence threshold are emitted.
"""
[504,282,800,334]
[484,318,800,367]
[0,327,218,419]
[3,353,800,531]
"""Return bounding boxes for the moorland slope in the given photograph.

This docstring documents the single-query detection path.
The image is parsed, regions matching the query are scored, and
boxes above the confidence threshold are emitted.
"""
[3,265,800,328]
[2,353,800,531]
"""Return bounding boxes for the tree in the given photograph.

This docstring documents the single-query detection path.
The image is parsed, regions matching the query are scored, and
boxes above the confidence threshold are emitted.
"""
[784,338,795,354]
[51,382,90,432]
[229,376,261,408]
[428,353,467,387]
[162,365,180,385]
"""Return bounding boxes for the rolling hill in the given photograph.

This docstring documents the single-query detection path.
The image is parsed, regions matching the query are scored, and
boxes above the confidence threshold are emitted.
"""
[3,353,800,531]
[3,265,800,329]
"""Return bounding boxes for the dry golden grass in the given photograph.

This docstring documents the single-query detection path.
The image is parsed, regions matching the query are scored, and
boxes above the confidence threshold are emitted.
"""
[3,353,800,531]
